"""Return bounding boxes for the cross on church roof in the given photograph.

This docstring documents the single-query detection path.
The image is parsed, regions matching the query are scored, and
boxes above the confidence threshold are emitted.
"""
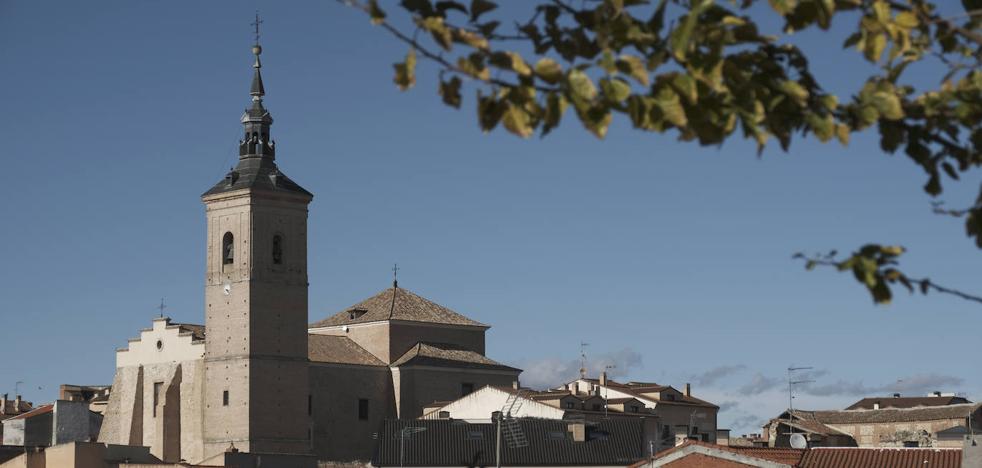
[392,263,400,288]
[251,12,263,45]
[156,298,167,318]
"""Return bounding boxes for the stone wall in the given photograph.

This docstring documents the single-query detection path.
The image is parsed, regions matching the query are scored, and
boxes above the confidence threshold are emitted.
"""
[827,419,965,447]
[393,366,519,420]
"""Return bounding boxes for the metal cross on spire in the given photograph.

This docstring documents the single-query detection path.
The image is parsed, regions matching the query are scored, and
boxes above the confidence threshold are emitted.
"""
[392,263,400,288]
[251,12,263,45]
[156,298,167,318]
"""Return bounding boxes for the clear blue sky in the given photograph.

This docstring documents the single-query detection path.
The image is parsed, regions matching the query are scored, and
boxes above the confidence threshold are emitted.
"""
[1,1,978,434]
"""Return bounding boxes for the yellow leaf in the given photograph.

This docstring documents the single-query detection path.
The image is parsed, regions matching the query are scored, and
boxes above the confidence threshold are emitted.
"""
[534,58,563,84]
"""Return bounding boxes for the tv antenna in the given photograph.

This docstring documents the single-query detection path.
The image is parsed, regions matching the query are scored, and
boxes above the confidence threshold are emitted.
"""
[603,364,616,418]
[787,365,814,435]
[579,342,589,379]
[397,425,426,468]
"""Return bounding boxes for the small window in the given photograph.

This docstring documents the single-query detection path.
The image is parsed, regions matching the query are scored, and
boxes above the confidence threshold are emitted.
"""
[358,399,369,420]
[153,382,163,417]
[630,405,639,413]
[547,431,566,440]
[461,383,474,397]
[466,430,484,440]
[272,235,283,265]
[565,402,574,409]
[308,394,312,415]
[438,411,450,419]
[222,390,229,407]
[222,232,234,265]
[664,394,675,401]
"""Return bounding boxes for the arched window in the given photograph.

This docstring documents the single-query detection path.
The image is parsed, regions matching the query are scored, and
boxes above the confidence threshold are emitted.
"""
[222,232,234,265]
[272,234,283,265]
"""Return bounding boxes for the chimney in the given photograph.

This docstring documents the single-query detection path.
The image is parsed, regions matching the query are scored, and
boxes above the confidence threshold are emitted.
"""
[932,391,941,397]
[600,371,607,387]
[568,422,586,442]
[685,383,691,397]
[14,395,21,411]
[873,402,880,410]
[893,393,901,398]
[0,394,6,414]
[512,381,520,390]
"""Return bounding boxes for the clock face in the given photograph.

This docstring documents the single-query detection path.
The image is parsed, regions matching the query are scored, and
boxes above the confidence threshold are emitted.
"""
[223,283,231,295]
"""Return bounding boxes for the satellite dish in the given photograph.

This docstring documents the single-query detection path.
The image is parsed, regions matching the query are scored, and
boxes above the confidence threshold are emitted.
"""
[790,433,807,449]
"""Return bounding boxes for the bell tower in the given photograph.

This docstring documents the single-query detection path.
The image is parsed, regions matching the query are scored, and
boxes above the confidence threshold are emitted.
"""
[200,20,312,458]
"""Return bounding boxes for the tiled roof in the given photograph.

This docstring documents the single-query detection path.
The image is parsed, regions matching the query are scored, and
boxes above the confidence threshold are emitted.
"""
[309,287,487,328]
[645,440,806,467]
[374,418,645,466]
[308,334,386,366]
[792,403,981,424]
[799,447,962,468]
[845,395,970,410]
[390,342,519,372]
[172,323,206,342]
[587,379,719,409]
[782,419,850,437]
[8,404,53,420]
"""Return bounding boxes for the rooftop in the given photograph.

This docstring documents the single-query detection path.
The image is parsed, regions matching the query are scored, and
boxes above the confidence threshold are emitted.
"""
[310,286,488,329]
[789,403,981,424]
[391,342,519,372]
[374,418,645,466]
[308,334,386,366]
[845,395,971,410]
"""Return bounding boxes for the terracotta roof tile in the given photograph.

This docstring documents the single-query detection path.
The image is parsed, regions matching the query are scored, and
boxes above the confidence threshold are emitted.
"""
[390,342,519,372]
[792,403,980,424]
[8,404,53,420]
[799,447,962,468]
[310,287,487,328]
[171,323,206,342]
[308,334,386,366]
[845,395,970,410]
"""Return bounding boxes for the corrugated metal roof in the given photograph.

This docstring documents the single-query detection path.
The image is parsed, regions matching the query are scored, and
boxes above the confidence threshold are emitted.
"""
[374,418,645,466]
[799,447,962,468]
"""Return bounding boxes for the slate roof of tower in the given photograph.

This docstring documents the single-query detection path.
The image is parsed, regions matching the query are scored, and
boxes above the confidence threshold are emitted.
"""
[202,159,312,198]
[390,342,519,372]
[309,287,488,328]
[374,418,645,466]
[308,334,386,366]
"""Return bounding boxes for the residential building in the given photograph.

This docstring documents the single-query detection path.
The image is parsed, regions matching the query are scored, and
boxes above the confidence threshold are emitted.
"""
[763,402,982,448]
[1,400,102,447]
[559,375,720,449]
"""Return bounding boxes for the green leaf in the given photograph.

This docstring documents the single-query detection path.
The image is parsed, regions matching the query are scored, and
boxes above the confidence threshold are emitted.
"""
[654,87,687,127]
[567,69,598,102]
[421,17,453,51]
[894,11,918,29]
[502,103,533,138]
[542,92,567,136]
[393,48,417,91]
[368,0,386,25]
[806,112,834,142]
[669,0,708,62]
[864,33,886,62]
[439,76,462,108]
[768,0,797,15]
[458,53,489,81]
[615,55,649,87]
[779,80,809,106]
[600,77,632,103]
[453,28,489,50]
[670,74,697,105]
[576,105,613,139]
[871,91,904,120]
[470,0,497,22]
[534,58,563,84]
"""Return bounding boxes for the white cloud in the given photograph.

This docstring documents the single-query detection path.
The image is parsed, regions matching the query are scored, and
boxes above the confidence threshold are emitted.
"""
[518,348,642,390]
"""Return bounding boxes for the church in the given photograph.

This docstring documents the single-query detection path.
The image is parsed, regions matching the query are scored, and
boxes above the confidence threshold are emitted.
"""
[96,35,521,466]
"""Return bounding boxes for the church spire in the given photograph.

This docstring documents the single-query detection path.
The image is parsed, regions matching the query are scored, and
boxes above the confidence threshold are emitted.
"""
[250,13,265,102]
[238,12,274,161]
